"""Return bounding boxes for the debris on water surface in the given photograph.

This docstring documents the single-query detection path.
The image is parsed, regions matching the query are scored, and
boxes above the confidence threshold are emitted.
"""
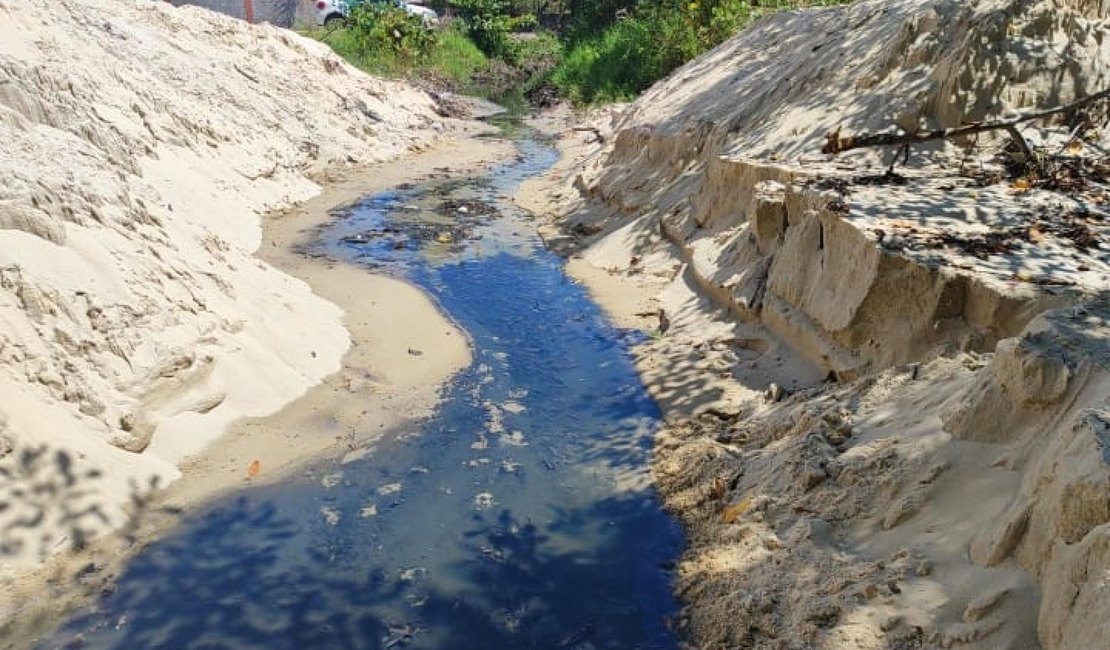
[474,492,495,510]
[399,567,427,582]
[382,623,420,649]
[501,400,526,414]
[436,198,496,218]
[378,482,403,495]
[500,431,528,447]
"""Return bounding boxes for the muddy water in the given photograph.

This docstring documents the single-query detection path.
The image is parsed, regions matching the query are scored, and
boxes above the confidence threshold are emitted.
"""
[43,125,681,649]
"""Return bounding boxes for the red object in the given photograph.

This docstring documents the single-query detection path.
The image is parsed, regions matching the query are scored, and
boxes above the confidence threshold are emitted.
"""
[316,1,326,8]
[243,0,254,22]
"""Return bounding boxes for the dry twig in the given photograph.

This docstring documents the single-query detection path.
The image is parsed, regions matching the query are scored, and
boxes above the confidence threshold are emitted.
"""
[822,88,1110,161]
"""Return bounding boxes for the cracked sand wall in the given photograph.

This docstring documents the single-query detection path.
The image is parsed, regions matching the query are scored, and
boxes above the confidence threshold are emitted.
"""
[536,0,1110,646]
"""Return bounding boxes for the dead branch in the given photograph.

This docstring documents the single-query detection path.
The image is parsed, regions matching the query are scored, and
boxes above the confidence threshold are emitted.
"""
[572,126,606,144]
[823,88,1110,157]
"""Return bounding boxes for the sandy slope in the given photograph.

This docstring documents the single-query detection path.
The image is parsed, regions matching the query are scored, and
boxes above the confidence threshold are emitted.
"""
[0,131,514,648]
[520,1,1110,647]
[0,0,452,583]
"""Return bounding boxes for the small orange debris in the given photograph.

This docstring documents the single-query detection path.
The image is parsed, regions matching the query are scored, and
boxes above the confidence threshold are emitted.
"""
[247,459,261,477]
[721,498,754,524]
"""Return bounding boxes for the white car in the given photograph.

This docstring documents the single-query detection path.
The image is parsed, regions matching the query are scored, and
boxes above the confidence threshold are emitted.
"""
[315,0,438,27]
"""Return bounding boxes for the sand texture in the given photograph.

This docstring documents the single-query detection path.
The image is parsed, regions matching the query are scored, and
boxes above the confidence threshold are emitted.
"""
[519,1,1110,647]
[0,0,458,581]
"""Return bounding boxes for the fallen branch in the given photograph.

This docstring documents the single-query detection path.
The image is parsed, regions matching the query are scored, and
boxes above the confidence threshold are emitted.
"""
[572,126,606,144]
[823,87,1110,157]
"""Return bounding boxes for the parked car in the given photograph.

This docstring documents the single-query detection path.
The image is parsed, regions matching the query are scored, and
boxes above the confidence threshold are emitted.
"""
[314,0,438,27]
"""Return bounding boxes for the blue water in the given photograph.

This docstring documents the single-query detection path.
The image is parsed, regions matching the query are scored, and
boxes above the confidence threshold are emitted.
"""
[43,127,682,649]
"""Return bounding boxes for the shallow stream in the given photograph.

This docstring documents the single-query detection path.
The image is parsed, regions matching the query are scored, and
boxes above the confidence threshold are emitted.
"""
[44,122,682,649]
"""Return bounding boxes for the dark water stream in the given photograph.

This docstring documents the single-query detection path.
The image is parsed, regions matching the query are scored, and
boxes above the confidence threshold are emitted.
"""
[43,122,682,649]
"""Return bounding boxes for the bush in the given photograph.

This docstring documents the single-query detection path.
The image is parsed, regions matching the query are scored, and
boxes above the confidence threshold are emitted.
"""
[425,24,490,85]
[511,31,563,94]
[347,3,435,59]
[311,0,853,107]
[306,16,488,90]
[550,15,662,103]
[552,0,851,104]
[449,0,517,58]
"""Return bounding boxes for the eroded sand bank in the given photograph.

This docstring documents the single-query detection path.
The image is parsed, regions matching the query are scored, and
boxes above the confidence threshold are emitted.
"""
[518,1,1110,644]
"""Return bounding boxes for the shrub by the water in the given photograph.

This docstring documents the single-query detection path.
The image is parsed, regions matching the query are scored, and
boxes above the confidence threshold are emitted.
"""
[307,0,852,106]
[348,3,435,60]
[305,12,488,91]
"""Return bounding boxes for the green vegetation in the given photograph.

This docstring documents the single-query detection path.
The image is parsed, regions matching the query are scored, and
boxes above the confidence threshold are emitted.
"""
[305,0,851,106]
[551,0,852,103]
[449,0,534,59]
[306,6,487,88]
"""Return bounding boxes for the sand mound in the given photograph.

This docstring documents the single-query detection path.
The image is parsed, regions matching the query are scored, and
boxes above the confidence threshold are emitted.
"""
[526,0,1110,647]
[626,0,1110,162]
[0,0,442,574]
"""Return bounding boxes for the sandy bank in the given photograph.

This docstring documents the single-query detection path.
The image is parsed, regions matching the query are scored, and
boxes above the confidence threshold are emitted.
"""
[2,128,515,648]
[0,0,522,640]
[0,0,453,583]
[519,1,1110,647]
[164,129,515,507]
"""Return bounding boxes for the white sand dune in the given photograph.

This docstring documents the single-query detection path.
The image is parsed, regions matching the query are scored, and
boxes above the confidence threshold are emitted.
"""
[0,0,442,575]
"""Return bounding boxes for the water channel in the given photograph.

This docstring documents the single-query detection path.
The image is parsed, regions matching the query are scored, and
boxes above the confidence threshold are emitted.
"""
[43,121,682,650]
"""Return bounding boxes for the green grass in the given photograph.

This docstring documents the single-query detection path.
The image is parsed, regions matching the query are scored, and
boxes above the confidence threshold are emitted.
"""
[304,23,489,89]
[305,21,560,109]
[549,17,662,104]
[425,28,489,84]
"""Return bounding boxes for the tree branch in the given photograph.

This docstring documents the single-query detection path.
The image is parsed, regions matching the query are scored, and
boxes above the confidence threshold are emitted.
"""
[572,126,606,143]
[822,88,1110,156]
